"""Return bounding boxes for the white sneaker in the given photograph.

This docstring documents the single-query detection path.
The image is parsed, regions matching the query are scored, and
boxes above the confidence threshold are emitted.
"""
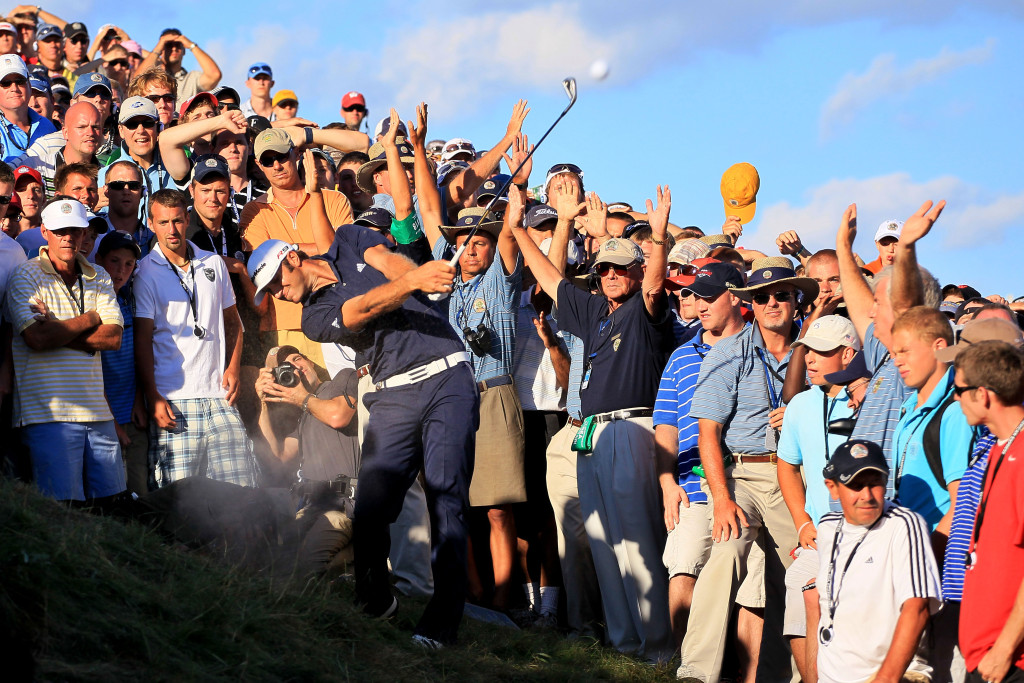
[411,634,444,651]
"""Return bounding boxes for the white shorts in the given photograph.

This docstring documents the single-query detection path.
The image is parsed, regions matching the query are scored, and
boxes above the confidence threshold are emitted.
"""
[783,546,819,637]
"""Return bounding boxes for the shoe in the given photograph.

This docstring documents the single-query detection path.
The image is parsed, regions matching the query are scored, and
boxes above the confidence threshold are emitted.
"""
[363,595,399,620]
[676,662,707,683]
[411,634,444,650]
[505,606,539,628]
[530,612,558,630]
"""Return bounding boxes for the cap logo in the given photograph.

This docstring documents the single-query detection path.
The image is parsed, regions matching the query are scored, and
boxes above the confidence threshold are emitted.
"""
[762,270,772,279]
[130,100,143,109]
[850,444,869,458]
[729,199,739,206]
[91,74,101,82]
[839,473,853,483]
[605,241,618,251]
[887,222,898,231]
[205,159,218,167]
[60,203,71,214]
[262,132,274,143]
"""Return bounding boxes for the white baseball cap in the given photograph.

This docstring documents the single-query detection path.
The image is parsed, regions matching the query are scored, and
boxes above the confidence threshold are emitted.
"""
[873,219,903,243]
[247,239,296,305]
[539,236,581,266]
[0,53,28,82]
[41,198,89,231]
[792,314,861,353]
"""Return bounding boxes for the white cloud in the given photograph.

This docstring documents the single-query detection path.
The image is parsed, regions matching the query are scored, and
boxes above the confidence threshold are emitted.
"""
[819,39,996,140]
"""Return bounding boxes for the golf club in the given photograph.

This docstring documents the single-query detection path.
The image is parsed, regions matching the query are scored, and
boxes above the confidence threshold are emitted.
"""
[428,77,578,301]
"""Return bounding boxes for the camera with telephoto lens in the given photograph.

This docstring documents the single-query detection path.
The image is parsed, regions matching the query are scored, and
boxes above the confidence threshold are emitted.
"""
[272,362,300,387]
[463,323,492,357]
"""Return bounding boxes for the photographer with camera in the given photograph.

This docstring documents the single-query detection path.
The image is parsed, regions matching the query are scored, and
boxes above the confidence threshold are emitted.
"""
[255,345,360,575]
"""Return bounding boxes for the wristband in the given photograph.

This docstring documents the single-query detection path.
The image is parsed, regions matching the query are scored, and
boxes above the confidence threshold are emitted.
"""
[797,246,811,258]
[797,521,812,536]
[801,581,817,592]
[303,127,314,145]
[389,213,424,245]
[515,181,528,191]
[652,237,665,245]
[301,393,313,413]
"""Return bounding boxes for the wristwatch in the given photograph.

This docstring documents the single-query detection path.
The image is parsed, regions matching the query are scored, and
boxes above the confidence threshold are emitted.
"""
[188,42,197,50]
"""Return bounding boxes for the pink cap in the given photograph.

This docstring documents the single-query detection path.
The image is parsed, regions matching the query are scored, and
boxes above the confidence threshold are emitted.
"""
[120,39,143,56]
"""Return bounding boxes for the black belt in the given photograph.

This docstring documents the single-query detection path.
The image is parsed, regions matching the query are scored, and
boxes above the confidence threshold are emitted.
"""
[477,374,513,392]
[592,408,653,424]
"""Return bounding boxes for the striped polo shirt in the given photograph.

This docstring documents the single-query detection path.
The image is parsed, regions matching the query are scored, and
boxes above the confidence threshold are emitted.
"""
[101,293,136,425]
[563,331,583,421]
[942,429,995,602]
[5,249,123,426]
[691,323,792,455]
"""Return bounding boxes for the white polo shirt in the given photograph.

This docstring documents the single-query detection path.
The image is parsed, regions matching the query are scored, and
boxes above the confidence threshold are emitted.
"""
[815,502,941,683]
[134,241,235,401]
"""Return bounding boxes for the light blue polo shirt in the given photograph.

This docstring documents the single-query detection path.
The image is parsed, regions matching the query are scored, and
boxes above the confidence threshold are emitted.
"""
[891,366,973,531]
[0,109,56,163]
[777,384,855,523]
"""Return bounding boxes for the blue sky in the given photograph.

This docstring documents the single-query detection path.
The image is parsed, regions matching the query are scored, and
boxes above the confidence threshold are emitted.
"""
[58,1,1024,296]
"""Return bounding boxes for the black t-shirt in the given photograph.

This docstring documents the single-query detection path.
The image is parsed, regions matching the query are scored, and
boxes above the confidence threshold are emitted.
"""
[302,226,465,383]
[186,210,244,259]
[289,369,360,482]
[556,280,677,417]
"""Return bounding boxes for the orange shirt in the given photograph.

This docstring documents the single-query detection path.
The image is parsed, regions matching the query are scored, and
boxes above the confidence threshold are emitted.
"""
[240,188,353,331]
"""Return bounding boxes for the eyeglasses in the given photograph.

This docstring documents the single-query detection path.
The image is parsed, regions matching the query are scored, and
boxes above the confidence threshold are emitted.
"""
[145,93,176,104]
[752,290,795,305]
[596,263,630,277]
[121,117,156,130]
[444,141,474,154]
[0,195,11,205]
[259,151,291,167]
[107,180,143,192]
[342,105,366,113]
[953,384,982,397]
[219,103,241,112]
[547,163,583,178]
[68,36,89,45]
[0,76,27,89]
[669,263,700,276]
[105,59,129,69]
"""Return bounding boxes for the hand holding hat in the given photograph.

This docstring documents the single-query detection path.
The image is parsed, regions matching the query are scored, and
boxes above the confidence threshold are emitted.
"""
[722,216,743,244]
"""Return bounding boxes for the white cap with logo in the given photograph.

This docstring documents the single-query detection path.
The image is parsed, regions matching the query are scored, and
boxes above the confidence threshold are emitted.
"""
[41,198,89,231]
[247,239,296,305]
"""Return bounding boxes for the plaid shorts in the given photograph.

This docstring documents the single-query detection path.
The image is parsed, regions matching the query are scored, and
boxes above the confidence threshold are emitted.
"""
[149,398,259,488]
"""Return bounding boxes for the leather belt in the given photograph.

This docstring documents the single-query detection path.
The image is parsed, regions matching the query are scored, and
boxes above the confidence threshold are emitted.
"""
[356,364,370,378]
[732,453,778,465]
[375,352,470,390]
[568,417,583,428]
[592,408,653,424]
[477,374,513,392]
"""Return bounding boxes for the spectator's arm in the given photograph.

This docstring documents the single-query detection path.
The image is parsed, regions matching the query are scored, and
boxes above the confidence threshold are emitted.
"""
[307,393,356,430]
[21,309,100,350]
[655,424,684,531]
[135,34,169,73]
[976,575,1024,683]
[283,125,370,154]
[873,598,930,683]
[778,459,814,548]
[174,33,221,91]
[891,200,945,317]
[158,109,246,182]
[445,99,528,207]
[254,366,294,462]
[299,149,334,254]
[836,203,875,343]
[699,418,749,543]
[379,109,412,222]
[509,223,565,309]
[642,186,671,317]
[133,316,176,429]
[221,304,243,405]
[406,103,443,250]
[341,245,453,331]
[65,322,121,352]
[31,7,66,28]
[499,181,524,277]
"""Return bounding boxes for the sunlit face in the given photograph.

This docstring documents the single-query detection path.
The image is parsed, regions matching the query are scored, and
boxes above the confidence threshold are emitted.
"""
[337,162,369,212]
[42,225,85,265]
[807,256,841,303]
[272,100,297,120]
[890,328,946,391]
[60,172,98,210]
[0,30,15,53]
[74,87,112,121]
[63,104,102,156]
[141,84,175,125]
[189,177,230,223]
[596,261,643,303]
[282,351,318,387]
[258,148,299,189]
[694,289,738,333]
[455,232,496,280]
[876,236,898,267]
[826,470,887,527]
[28,90,51,118]
[149,203,188,254]
[15,179,43,218]
[64,34,88,63]
[105,164,144,218]
[751,285,798,334]
[805,346,850,386]
[0,73,28,113]
[212,131,248,174]
[119,115,157,157]
[246,74,272,97]
[314,156,337,191]
[36,36,62,63]
[267,255,310,303]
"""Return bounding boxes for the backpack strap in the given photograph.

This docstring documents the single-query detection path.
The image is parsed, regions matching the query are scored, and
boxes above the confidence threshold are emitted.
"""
[922,393,957,491]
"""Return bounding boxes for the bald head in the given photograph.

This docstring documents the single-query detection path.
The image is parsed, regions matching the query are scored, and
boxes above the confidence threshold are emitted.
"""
[62,102,103,160]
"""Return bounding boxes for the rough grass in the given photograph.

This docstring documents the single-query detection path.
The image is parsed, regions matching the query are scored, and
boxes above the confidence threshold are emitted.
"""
[0,479,676,682]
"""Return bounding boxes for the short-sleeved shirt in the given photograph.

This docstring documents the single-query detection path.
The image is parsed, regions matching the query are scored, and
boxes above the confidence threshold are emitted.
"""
[5,250,123,425]
[171,67,205,108]
[942,429,995,602]
[6,129,94,196]
[960,434,1024,671]
[777,384,855,523]
[512,291,566,412]
[891,367,972,530]
[134,242,236,401]
[187,210,243,259]
[0,109,56,163]
[301,227,465,384]
[292,369,360,482]
[239,188,354,332]
[432,237,522,382]
[690,323,793,455]
[101,292,136,425]
[816,503,941,683]
[103,217,156,260]
[0,231,27,314]
[554,280,676,417]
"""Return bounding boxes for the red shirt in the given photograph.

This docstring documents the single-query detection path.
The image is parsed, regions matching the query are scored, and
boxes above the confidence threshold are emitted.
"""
[960,436,1024,671]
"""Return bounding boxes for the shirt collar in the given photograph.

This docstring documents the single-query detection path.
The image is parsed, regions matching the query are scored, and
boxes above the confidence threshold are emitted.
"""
[38,246,96,279]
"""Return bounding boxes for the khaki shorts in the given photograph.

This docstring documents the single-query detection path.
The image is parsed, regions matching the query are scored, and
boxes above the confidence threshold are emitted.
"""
[468,380,526,507]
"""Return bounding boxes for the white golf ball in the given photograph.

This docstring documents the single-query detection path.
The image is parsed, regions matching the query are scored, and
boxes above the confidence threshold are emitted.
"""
[589,59,609,81]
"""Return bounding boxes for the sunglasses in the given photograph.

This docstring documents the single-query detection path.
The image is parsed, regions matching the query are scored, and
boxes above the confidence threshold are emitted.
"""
[219,103,241,112]
[259,151,291,167]
[68,36,89,45]
[121,118,156,130]
[0,76,26,89]
[669,263,699,276]
[107,180,143,192]
[547,163,583,178]
[4,211,21,222]
[145,93,176,104]
[444,141,474,154]
[596,263,631,277]
[953,384,982,397]
[751,290,795,305]
[0,195,10,205]
[342,104,366,113]
[105,58,129,69]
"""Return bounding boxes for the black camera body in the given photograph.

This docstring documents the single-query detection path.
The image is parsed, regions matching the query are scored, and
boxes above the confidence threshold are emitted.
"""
[273,362,300,387]
[463,323,492,357]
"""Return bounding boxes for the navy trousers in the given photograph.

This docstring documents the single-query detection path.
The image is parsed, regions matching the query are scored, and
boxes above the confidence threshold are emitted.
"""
[354,363,478,643]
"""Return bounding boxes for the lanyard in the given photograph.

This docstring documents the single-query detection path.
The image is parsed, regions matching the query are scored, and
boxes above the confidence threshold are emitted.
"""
[821,390,844,463]
[893,402,939,496]
[165,246,205,338]
[754,347,783,410]
[62,272,85,315]
[229,183,253,223]
[823,515,882,635]
[1,111,29,152]
[455,274,485,329]
[971,418,1024,552]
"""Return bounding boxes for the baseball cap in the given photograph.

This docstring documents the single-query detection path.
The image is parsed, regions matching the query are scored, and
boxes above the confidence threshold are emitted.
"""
[97,230,141,259]
[28,77,49,95]
[14,165,42,187]
[118,96,158,123]
[0,54,28,82]
[0,23,17,36]
[668,239,712,266]
[873,219,903,243]
[73,71,111,98]
[436,160,468,187]
[935,318,1024,363]
[341,91,365,109]
[720,162,759,224]
[525,204,558,229]
[939,301,960,318]
[539,236,581,266]
[824,350,871,385]
[792,315,862,353]
[160,28,182,38]
[666,257,719,290]
[248,62,272,79]
[211,85,240,103]
[191,154,230,184]
[354,207,393,230]
[591,238,644,269]
[373,116,407,140]
[822,439,889,484]
[475,174,511,204]
[246,115,272,136]
[121,40,143,57]
[248,239,297,305]
[606,202,632,219]
[676,261,743,298]
[64,22,88,40]
[544,163,583,190]
[271,90,298,108]
[178,91,218,119]
[41,197,89,230]
[441,137,475,162]
[253,128,294,159]
[621,220,650,241]
[36,24,62,42]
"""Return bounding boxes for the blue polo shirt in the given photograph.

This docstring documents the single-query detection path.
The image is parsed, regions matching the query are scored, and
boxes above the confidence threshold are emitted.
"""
[0,109,56,163]
[777,384,855,523]
[690,323,793,455]
[891,367,973,531]
[942,429,995,602]
[653,329,717,503]
[98,146,182,216]
[555,280,677,417]
[432,237,522,382]
[100,291,136,425]
[301,226,465,383]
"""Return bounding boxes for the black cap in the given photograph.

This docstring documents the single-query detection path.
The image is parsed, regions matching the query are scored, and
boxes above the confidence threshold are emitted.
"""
[88,215,108,235]
[681,262,744,298]
[64,22,87,40]
[354,207,393,230]
[822,439,889,484]
[97,230,141,259]
[247,115,272,135]
[621,220,650,240]
[823,350,871,385]
[525,203,558,229]
[191,154,230,183]
[160,28,182,37]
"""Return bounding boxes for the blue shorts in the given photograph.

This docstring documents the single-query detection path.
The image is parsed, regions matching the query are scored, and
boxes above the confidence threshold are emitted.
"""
[23,421,126,501]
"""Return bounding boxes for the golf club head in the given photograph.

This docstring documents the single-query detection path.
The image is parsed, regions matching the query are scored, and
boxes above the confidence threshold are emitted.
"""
[562,77,577,107]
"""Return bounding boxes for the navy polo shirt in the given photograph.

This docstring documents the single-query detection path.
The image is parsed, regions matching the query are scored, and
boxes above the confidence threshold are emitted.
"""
[555,280,677,417]
[301,226,465,384]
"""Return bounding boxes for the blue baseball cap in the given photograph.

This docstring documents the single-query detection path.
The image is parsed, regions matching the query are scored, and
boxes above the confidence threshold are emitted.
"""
[36,24,62,42]
[475,174,511,204]
[354,207,394,230]
[28,76,49,95]
[191,154,230,184]
[248,62,272,79]
[525,204,558,229]
[73,72,112,98]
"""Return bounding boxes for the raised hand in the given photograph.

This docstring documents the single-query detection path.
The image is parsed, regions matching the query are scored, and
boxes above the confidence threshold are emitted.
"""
[836,203,857,252]
[504,99,530,141]
[551,176,585,222]
[723,215,743,244]
[302,149,320,194]
[646,185,672,237]
[505,181,526,230]
[381,108,400,150]
[406,102,428,148]
[502,133,533,185]
[583,191,608,238]
[899,199,946,248]
[220,109,247,135]
[776,230,803,256]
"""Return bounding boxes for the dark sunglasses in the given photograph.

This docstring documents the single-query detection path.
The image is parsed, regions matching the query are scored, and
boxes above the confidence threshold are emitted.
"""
[953,384,982,397]
[0,195,10,205]
[669,263,699,276]
[342,104,366,113]
[259,151,291,167]
[0,76,27,89]
[121,118,156,130]
[547,163,583,177]
[49,227,85,237]
[145,93,176,104]
[219,103,241,112]
[105,58,129,69]
[107,180,143,192]
[444,141,474,154]
[752,290,795,305]
[596,263,630,277]
[68,36,89,45]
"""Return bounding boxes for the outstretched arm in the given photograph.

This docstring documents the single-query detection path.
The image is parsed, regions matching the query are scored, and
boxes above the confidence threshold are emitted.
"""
[446,99,529,206]
[406,103,444,250]
[891,200,945,316]
[509,222,566,309]
[380,108,413,221]
[642,185,671,317]
[836,204,876,344]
